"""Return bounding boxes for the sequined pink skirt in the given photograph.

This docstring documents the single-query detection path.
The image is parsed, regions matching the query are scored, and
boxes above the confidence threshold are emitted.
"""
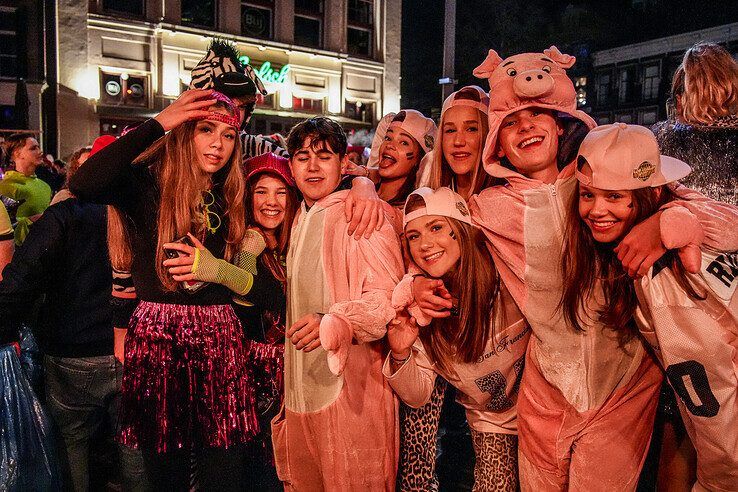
[118,301,257,453]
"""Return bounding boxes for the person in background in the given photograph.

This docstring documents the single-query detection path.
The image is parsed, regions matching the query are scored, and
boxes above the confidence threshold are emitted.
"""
[0,201,12,276]
[0,133,148,492]
[0,133,51,244]
[51,145,93,205]
[652,42,738,206]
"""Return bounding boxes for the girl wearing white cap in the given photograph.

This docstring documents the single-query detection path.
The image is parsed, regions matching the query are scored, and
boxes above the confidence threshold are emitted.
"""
[562,123,738,492]
[427,86,496,200]
[377,110,437,209]
[385,187,531,491]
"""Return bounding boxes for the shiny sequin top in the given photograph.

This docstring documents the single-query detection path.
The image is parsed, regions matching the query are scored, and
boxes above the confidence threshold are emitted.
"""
[652,116,738,205]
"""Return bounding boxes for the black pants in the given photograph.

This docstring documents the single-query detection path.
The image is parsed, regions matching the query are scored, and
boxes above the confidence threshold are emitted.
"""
[143,444,247,492]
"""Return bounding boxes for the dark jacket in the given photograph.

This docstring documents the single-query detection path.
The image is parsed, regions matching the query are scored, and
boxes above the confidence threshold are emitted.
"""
[0,198,113,356]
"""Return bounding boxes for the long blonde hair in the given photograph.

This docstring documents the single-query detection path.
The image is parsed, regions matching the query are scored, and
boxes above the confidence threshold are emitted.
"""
[428,107,492,199]
[114,118,245,291]
[672,42,738,125]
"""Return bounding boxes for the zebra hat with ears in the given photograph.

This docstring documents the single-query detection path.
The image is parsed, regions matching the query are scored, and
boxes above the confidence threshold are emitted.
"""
[189,39,267,101]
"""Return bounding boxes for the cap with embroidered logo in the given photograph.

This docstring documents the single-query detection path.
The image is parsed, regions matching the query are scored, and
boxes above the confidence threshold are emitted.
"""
[403,187,473,228]
[575,122,691,190]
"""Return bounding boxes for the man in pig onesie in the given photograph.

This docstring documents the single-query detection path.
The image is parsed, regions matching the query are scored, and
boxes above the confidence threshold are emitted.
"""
[271,117,404,491]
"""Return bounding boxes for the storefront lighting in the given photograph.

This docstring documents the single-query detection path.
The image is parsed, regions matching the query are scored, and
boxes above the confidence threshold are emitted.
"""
[239,56,290,85]
[74,67,101,100]
[279,84,293,109]
[328,82,341,114]
[162,63,181,97]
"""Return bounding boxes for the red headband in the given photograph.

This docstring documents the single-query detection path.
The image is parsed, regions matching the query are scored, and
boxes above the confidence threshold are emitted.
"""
[205,91,241,128]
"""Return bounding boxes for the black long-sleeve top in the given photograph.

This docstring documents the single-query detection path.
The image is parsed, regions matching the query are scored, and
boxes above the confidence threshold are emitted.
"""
[70,118,233,306]
[234,252,286,343]
[0,199,114,355]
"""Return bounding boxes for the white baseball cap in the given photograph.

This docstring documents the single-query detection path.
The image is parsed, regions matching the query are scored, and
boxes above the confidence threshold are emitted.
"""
[403,187,474,228]
[575,123,691,190]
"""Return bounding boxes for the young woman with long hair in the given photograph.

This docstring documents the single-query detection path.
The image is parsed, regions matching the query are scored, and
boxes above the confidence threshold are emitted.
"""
[427,86,494,199]
[561,123,738,492]
[70,89,259,490]
[386,187,530,491]
[377,110,437,209]
[238,152,299,489]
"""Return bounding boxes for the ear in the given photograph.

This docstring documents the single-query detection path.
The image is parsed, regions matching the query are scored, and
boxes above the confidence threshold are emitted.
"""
[653,186,663,201]
[340,154,349,174]
[556,120,565,137]
[543,46,576,69]
[496,145,506,159]
[288,158,296,175]
[473,50,504,79]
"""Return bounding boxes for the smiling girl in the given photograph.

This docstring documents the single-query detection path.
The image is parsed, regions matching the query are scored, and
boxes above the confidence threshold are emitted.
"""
[71,90,259,489]
[428,86,495,200]
[562,123,738,492]
[386,187,530,491]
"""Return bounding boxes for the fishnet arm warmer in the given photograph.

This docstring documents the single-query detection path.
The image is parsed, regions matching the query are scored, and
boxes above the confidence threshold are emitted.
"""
[191,247,254,296]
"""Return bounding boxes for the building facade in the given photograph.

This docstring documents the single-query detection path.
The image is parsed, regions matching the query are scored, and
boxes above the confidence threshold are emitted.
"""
[52,0,401,157]
[591,22,738,126]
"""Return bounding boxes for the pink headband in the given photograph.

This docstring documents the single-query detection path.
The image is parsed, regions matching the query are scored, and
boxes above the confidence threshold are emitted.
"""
[205,91,240,129]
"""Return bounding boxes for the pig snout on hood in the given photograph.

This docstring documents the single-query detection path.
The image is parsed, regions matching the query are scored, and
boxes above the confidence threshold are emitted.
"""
[512,68,555,98]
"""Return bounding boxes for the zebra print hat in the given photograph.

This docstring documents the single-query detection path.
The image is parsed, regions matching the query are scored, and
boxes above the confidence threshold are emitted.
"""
[189,39,267,100]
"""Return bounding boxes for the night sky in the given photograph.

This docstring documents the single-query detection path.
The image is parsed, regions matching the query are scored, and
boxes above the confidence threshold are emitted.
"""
[401,0,738,116]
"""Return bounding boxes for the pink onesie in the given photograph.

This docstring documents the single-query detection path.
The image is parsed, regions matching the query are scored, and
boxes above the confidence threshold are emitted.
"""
[271,190,404,491]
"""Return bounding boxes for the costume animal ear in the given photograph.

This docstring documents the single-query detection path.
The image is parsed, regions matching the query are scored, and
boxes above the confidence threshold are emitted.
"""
[543,46,576,69]
[473,49,504,79]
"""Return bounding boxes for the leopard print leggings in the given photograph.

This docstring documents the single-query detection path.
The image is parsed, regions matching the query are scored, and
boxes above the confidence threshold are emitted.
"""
[470,430,518,492]
[397,377,446,491]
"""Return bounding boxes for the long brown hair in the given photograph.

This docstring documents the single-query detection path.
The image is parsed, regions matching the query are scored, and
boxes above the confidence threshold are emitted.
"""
[131,117,245,291]
[428,107,493,199]
[672,42,738,125]
[560,183,703,340]
[405,196,501,373]
[245,171,299,284]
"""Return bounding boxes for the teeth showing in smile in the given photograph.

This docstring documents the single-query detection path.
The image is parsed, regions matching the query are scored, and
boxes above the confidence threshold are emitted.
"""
[424,251,443,262]
[519,136,543,148]
[261,210,281,216]
[306,177,322,182]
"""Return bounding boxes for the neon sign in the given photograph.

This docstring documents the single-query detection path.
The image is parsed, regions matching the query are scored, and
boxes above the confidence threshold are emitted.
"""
[239,55,290,85]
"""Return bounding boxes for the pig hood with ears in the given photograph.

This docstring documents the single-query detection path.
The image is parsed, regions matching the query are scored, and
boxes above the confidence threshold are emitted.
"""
[473,46,596,178]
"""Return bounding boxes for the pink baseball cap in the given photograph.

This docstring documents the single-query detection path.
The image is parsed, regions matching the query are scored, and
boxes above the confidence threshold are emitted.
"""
[403,187,474,228]
[244,152,295,187]
[575,123,691,190]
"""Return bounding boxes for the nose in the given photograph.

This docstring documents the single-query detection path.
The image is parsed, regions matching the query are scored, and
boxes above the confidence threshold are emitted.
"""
[306,156,320,171]
[453,130,466,146]
[210,135,223,149]
[419,235,433,251]
[590,196,609,217]
[265,192,278,205]
[513,69,555,98]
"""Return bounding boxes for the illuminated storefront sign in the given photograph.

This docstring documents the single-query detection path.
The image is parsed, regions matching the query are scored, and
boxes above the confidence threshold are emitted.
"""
[239,55,290,85]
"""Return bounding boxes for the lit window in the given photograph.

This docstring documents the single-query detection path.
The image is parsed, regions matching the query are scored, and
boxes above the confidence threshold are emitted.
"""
[293,97,323,113]
[575,76,587,107]
[345,101,375,123]
[618,69,629,103]
[241,2,273,39]
[100,71,149,108]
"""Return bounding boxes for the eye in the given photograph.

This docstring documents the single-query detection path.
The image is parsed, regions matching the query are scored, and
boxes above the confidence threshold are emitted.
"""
[406,233,418,241]
[579,191,593,199]
[507,68,517,76]
[224,132,236,140]
[542,65,551,73]
[608,193,624,200]
[384,135,391,142]
[502,119,515,128]
[444,128,456,134]
[467,126,478,133]
[431,224,443,232]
